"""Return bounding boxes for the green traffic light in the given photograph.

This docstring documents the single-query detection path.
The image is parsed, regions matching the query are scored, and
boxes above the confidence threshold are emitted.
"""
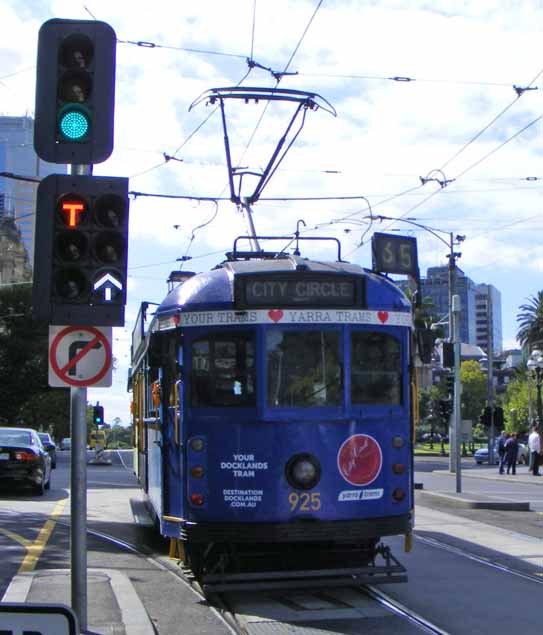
[58,107,90,141]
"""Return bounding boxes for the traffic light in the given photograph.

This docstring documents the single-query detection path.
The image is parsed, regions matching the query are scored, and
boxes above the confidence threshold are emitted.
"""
[479,406,492,427]
[93,404,104,425]
[442,342,454,368]
[494,406,504,430]
[33,174,129,326]
[445,373,455,398]
[34,19,116,164]
[438,399,453,420]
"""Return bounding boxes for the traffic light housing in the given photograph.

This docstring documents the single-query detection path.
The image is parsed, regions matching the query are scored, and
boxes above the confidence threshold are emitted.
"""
[494,406,504,430]
[438,399,453,420]
[479,406,492,427]
[445,373,455,398]
[33,174,129,326]
[93,404,104,426]
[34,19,116,164]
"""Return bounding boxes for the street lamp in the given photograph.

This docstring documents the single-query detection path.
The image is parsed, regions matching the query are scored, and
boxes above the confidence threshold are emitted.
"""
[527,349,543,424]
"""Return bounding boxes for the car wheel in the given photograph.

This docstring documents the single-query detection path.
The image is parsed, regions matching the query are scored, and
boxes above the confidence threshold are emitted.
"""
[33,479,45,496]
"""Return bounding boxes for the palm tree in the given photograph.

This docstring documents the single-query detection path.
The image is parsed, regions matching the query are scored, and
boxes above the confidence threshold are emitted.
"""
[517,291,543,350]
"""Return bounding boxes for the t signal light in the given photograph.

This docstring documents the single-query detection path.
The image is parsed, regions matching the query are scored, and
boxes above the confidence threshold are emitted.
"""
[34,18,116,164]
[33,174,129,327]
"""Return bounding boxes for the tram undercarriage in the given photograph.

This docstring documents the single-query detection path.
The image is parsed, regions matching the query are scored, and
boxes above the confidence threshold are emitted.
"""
[171,518,410,592]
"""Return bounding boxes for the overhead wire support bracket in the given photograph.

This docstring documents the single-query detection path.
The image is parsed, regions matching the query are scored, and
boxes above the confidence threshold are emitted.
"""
[513,85,538,97]
[246,58,299,82]
[189,87,336,205]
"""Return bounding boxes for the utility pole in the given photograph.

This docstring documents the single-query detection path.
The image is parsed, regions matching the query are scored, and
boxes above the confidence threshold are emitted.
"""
[447,232,464,471]
[486,287,495,464]
[452,295,462,492]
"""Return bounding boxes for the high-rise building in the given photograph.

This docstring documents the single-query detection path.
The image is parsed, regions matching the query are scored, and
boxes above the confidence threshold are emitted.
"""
[475,283,502,355]
[419,265,478,345]
[0,116,58,264]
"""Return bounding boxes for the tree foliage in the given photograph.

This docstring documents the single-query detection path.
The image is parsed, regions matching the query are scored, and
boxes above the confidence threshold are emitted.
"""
[460,360,487,421]
[517,291,543,351]
[0,285,69,440]
[502,374,531,432]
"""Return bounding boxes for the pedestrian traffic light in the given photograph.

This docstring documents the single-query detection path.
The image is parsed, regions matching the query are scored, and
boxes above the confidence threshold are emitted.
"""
[33,174,129,326]
[93,404,104,425]
[438,399,453,419]
[34,18,116,164]
[479,406,492,427]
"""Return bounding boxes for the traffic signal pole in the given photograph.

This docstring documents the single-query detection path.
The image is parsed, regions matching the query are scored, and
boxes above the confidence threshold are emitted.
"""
[33,18,121,631]
[70,163,90,632]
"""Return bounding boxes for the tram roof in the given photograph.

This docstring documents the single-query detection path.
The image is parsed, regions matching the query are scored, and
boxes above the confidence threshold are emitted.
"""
[154,255,410,317]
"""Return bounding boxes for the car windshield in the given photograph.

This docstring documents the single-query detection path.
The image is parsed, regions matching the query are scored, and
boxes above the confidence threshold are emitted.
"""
[38,434,51,443]
[0,429,32,445]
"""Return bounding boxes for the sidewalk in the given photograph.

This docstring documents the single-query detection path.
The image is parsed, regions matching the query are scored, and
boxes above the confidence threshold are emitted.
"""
[2,568,155,635]
[418,464,542,511]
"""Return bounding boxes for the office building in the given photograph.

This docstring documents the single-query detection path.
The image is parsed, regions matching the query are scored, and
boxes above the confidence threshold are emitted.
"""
[0,116,58,265]
[475,283,502,355]
[418,265,477,345]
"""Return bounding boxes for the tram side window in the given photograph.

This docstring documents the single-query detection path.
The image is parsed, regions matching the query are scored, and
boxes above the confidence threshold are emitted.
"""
[266,330,342,407]
[190,334,255,407]
[351,332,402,405]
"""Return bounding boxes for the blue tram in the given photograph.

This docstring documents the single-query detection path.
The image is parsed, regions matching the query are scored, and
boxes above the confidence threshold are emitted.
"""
[130,238,416,591]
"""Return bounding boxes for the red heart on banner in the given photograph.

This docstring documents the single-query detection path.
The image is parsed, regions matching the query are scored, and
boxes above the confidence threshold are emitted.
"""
[268,309,284,323]
[377,311,389,324]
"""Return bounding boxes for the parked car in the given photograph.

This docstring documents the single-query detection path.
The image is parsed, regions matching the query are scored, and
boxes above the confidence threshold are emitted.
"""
[474,442,528,465]
[0,427,52,495]
[37,432,57,468]
[59,437,72,451]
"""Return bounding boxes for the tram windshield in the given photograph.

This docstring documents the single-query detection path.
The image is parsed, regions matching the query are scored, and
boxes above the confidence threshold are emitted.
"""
[351,331,402,405]
[266,330,342,407]
[190,333,256,407]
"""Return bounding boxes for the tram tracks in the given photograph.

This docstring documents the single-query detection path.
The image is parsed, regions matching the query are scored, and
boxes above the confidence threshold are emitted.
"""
[2,504,542,634]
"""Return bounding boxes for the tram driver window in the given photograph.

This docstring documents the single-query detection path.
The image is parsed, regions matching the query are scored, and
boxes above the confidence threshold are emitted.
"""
[266,330,342,408]
[190,334,255,407]
[351,332,401,405]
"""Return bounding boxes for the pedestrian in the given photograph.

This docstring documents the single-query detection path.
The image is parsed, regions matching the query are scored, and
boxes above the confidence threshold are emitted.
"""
[497,430,508,474]
[504,432,519,475]
[528,425,541,476]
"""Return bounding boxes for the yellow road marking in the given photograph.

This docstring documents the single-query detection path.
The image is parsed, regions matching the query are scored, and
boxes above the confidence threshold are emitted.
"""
[0,499,67,573]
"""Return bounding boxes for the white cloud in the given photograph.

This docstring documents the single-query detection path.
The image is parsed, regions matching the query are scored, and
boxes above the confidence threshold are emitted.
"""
[3,0,543,421]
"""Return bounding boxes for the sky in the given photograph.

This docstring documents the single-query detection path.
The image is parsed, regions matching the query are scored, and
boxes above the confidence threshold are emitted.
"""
[2,0,543,424]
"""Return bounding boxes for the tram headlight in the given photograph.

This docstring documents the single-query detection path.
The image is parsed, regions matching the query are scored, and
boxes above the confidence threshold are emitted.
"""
[285,453,321,490]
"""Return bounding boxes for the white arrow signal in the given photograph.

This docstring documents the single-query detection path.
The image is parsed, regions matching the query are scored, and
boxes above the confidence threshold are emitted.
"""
[94,273,123,302]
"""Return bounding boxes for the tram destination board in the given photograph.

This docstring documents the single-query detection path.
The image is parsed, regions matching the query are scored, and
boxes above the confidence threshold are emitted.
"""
[235,273,365,308]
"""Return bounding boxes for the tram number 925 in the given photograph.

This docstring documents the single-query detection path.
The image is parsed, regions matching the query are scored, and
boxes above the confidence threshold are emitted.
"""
[288,491,321,512]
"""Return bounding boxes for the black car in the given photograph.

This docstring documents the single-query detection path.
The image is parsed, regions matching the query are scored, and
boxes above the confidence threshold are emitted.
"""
[38,432,57,468]
[0,427,52,496]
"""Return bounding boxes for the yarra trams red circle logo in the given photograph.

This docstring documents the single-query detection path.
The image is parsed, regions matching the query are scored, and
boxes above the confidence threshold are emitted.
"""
[337,434,383,486]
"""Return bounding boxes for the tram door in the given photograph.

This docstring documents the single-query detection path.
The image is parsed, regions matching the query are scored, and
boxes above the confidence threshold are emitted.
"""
[161,337,184,519]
